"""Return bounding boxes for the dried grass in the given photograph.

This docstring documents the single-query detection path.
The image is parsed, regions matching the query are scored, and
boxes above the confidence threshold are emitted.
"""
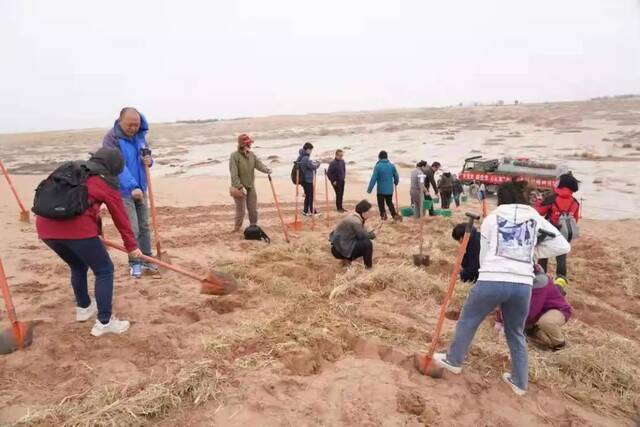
[16,360,228,427]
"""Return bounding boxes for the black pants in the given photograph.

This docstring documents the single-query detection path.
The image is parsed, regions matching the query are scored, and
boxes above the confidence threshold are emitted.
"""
[539,254,568,278]
[43,238,114,324]
[440,190,452,209]
[424,195,436,216]
[331,180,345,211]
[331,239,373,268]
[302,181,314,213]
[376,194,397,219]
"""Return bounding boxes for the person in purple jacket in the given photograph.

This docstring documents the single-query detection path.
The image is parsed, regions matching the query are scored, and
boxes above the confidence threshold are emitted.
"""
[497,265,572,351]
[327,149,346,213]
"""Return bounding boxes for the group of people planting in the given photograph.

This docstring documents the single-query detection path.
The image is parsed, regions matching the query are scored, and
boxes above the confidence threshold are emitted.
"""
[29,111,582,398]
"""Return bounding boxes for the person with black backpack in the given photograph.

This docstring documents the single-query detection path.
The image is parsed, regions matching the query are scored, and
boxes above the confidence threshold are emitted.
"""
[35,148,142,337]
[295,142,321,216]
[534,173,580,294]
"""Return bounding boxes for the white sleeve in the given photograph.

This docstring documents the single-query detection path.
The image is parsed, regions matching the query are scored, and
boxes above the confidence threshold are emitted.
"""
[479,214,495,266]
[535,216,571,260]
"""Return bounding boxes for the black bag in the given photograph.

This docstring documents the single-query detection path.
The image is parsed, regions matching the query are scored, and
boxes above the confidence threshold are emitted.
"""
[244,225,270,243]
[32,161,91,219]
[290,162,300,185]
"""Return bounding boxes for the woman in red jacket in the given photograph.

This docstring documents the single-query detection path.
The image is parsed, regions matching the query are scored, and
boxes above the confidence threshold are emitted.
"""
[535,173,580,293]
[37,148,142,337]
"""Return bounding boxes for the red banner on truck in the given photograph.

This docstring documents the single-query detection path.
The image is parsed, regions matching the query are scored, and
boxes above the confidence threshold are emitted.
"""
[459,171,556,189]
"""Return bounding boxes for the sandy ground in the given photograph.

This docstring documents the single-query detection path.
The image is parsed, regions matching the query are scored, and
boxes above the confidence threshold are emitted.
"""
[1,99,640,426]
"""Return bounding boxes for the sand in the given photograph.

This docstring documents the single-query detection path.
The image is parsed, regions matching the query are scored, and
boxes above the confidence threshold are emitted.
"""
[1,98,640,426]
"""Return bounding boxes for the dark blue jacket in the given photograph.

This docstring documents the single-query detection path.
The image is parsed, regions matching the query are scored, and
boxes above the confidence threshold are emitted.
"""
[327,159,346,182]
[461,228,481,283]
[367,159,399,195]
[102,113,151,197]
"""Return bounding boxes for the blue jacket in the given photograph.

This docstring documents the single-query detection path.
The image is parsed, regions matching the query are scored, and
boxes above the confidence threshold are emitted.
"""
[102,113,151,197]
[367,159,399,195]
[296,148,319,184]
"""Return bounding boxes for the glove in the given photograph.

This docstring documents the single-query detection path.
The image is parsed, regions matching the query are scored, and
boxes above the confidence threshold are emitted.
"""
[367,230,376,240]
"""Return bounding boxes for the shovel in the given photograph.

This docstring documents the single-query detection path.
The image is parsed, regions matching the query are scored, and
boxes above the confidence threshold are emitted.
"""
[289,167,303,231]
[394,185,403,222]
[101,239,237,295]
[143,156,170,261]
[412,194,430,267]
[267,175,290,243]
[0,160,30,223]
[324,169,331,223]
[0,259,34,354]
[414,212,480,377]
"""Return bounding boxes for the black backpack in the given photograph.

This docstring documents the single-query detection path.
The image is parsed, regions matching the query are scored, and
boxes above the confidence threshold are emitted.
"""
[290,162,300,185]
[32,162,91,219]
[244,225,270,243]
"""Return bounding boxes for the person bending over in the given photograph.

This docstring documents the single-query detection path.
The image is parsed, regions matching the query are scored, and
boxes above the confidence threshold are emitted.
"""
[36,148,142,337]
[451,223,481,283]
[330,200,376,268]
[434,181,570,396]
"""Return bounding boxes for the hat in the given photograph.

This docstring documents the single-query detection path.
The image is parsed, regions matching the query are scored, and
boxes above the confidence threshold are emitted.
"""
[238,133,253,147]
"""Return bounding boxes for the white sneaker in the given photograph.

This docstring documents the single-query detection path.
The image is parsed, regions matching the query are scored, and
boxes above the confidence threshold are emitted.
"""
[433,352,462,374]
[76,300,97,322]
[91,317,130,337]
[502,373,527,396]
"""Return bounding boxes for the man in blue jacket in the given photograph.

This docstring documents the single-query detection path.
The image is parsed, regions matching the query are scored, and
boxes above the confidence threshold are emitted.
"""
[367,151,400,221]
[102,107,156,278]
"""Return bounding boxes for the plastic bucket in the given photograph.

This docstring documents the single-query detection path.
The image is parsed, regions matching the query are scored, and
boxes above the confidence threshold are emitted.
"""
[423,199,433,211]
[400,207,415,217]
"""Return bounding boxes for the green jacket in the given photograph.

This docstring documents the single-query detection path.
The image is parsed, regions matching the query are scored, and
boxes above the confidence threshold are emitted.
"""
[229,149,270,190]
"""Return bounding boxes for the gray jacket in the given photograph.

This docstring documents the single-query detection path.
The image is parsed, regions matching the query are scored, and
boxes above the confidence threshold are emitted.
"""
[330,213,370,258]
[410,168,426,194]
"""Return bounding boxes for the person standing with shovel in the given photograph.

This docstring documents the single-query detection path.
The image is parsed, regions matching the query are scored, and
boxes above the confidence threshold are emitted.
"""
[229,133,272,232]
[102,107,158,279]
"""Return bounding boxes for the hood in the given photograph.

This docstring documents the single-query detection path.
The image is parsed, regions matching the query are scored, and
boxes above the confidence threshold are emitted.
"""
[85,147,124,189]
[298,148,308,157]
[377,159,390,164]
[554,187,574,199]
[113,112,149,140]
[493,204,539,224]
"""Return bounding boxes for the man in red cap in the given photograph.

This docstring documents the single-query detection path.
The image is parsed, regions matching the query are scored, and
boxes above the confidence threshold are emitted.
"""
[229,133,272,232]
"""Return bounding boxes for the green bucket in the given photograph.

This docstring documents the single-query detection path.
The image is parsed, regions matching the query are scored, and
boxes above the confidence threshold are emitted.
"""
[423,199,433,211]
[434,209,452,217]
[400,207,415,217]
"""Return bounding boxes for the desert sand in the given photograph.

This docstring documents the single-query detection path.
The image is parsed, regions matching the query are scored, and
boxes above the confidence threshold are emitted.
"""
[0,98,639,426]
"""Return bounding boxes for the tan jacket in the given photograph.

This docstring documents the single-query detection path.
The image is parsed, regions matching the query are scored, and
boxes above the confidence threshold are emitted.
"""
[229,149,270,190]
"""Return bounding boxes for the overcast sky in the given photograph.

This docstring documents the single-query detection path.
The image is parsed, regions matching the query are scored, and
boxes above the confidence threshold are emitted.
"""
[1,0,639,133]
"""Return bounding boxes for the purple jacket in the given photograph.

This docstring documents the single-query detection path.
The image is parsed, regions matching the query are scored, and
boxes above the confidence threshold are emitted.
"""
[327,158,346,182]
[527,281,572,325]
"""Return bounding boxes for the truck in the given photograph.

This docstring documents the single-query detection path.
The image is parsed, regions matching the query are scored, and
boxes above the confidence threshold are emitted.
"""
[458,155,568,194]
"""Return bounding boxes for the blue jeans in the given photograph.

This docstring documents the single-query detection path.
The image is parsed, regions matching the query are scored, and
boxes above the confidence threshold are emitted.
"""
[43,238,114,324]
[123,194,152,264]
[447,280,532,390]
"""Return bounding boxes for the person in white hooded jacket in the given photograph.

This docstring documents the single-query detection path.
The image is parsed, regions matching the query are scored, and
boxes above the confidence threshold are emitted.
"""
[434,181,570,396]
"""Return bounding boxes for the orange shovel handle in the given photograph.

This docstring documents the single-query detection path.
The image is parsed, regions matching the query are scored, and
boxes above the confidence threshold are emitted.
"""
[144,164,162,255]
[0,160,28,214]
[395,185,400,210]
[324,170,330,221]
[101,239,203,283]
[268,175,290,243]
[423,213,480,368]
[0,259,24,349]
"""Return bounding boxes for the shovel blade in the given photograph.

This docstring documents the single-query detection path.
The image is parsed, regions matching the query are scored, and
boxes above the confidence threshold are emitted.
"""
[201,271,238,296]
[0,321,34,354]
[288,221,304,232]
[412,254,430,267]
[413,352,444,378]
[19,211,30,223]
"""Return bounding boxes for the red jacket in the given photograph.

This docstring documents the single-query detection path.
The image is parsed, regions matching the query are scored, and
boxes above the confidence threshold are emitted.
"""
[535,187,580,226]
[36,176,138,252]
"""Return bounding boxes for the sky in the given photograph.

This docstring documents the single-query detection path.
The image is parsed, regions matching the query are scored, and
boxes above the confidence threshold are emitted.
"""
[1,0,639,133]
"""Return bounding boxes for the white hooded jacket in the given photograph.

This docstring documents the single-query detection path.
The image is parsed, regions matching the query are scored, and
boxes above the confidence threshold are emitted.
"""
[478,204,571,285]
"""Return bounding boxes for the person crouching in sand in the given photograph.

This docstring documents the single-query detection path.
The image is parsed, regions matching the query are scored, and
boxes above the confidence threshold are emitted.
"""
[329,200,376,268]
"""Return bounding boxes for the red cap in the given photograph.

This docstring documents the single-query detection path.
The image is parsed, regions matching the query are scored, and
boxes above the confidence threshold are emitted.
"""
[238,133,253,147]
